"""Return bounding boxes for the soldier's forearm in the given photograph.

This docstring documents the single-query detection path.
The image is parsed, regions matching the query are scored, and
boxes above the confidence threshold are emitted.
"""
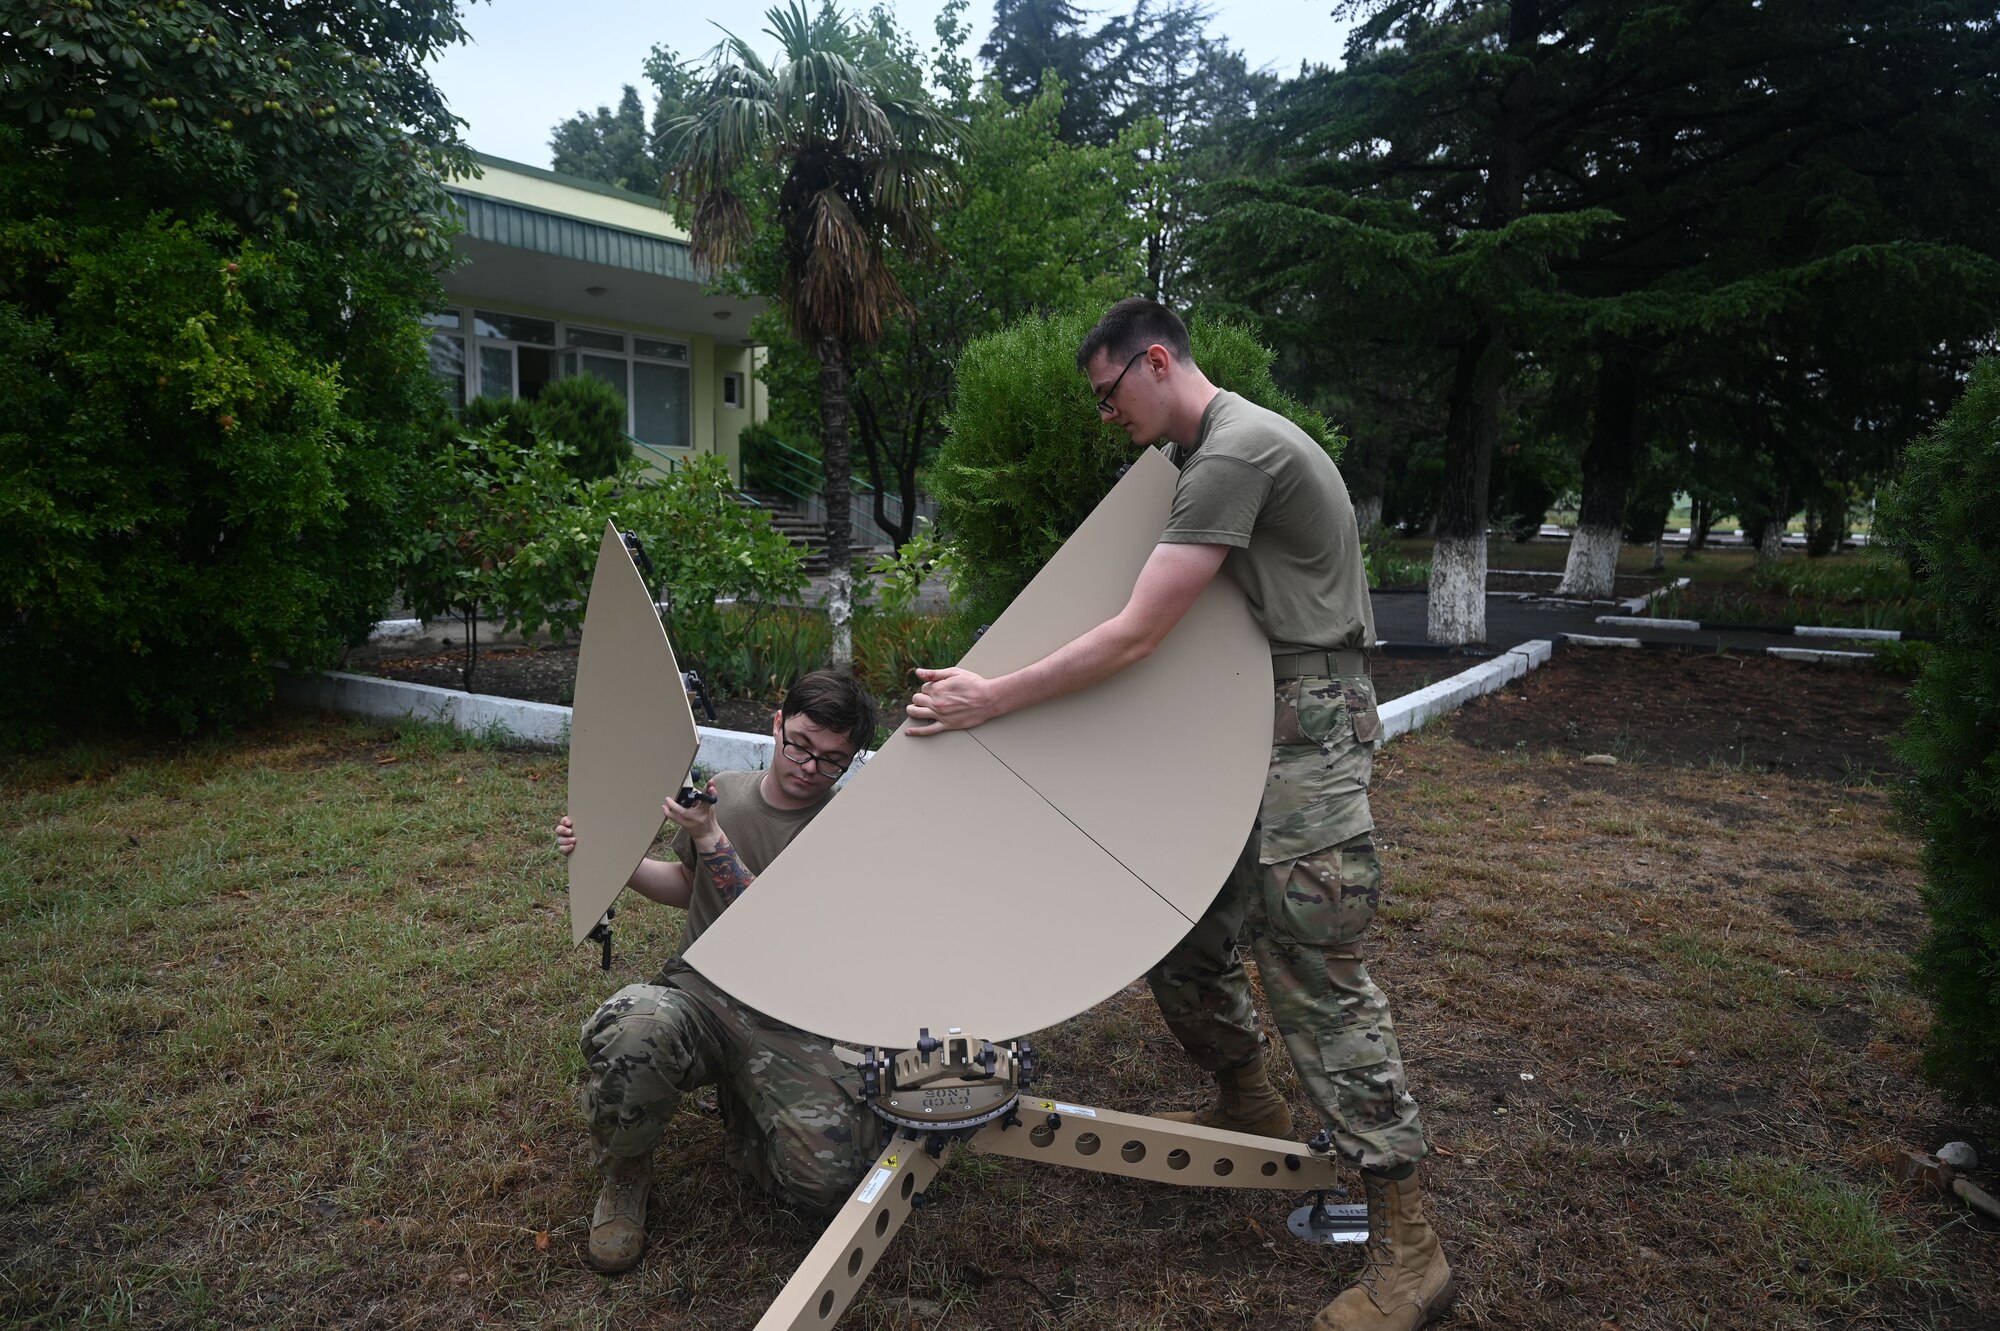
[698,832,755,906]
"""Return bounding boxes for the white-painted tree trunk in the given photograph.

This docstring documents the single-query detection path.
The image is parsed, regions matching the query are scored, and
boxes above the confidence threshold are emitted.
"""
[1354,493,1384,538]
[1426,535,1486,645]
[1556,523,1622,598]
[827,567,854,671]
[1758,522,1785,566]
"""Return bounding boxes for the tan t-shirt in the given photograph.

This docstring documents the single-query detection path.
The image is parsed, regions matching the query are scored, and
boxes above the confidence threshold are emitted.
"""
[668,767,832,960]
[1160,391,1375,654]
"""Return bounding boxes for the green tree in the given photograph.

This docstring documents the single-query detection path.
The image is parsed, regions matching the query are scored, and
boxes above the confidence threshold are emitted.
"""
[0,1,473,741]
[659,0,957,670]
[753,68,1154,549]
[1194,1,1612,643]
[549,85,660,193]
[932,309,1340,627]
[980,0,1116,144]
[1878,357,2000,1109]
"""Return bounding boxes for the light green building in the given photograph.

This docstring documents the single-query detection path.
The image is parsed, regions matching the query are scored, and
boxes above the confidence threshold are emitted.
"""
[428,153,768,482]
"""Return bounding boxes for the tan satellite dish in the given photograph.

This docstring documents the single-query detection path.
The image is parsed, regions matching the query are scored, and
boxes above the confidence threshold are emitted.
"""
[566,522,698,945]
[683,448,1271,1047]
[561,459,1369,1329]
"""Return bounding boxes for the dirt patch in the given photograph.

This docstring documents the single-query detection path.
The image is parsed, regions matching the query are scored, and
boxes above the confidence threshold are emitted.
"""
[1448,646,1911,780]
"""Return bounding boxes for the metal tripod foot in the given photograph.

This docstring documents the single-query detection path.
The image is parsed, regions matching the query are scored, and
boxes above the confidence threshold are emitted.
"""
[1287,1189,1368,1244]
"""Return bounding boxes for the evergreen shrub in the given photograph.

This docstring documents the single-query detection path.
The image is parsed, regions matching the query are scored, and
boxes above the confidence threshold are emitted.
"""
[1878,355,2000,1108]
[932,309,1341,626]
[528,375,630,481]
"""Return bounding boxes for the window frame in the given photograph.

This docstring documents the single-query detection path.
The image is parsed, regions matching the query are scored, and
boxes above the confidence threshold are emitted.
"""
[426,306,698,449]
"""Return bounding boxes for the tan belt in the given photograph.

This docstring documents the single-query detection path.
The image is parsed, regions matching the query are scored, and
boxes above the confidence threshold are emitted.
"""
[1271,649,1370,680]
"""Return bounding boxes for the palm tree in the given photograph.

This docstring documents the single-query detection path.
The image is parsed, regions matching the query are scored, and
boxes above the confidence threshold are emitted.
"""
[660,1,957,669]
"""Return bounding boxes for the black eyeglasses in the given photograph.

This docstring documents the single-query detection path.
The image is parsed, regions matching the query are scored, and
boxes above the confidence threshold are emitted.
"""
[779,724,852,777]
[1095,348,1148,417]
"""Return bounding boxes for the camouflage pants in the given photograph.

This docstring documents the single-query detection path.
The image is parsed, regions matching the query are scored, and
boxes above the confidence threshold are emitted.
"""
[1147,672,1430,1174]
[578,967,880,1216]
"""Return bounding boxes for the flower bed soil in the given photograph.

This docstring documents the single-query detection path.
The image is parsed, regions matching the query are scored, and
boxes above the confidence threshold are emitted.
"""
[1448,645,1912,780]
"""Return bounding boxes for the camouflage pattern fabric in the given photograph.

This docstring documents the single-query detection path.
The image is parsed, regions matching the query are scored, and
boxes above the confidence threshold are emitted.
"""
[579,968,880,1216]
[1148,671,1429,1174]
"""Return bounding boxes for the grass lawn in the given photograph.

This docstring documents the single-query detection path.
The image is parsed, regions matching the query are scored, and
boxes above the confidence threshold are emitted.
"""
[4,711,1995,1329]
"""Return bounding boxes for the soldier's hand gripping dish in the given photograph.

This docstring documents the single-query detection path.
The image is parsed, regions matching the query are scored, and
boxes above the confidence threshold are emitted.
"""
[905,298,1453,1331]
[557,671,881,1275]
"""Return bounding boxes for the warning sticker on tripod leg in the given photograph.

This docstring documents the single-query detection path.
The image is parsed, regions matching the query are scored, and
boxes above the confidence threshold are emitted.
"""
[859,1166,895,1205]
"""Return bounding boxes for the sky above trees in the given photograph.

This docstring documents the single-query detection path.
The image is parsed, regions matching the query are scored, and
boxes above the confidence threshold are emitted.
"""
[427,0,1354,166]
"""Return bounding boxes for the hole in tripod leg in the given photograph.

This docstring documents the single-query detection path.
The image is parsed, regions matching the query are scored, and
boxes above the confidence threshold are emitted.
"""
[1213,1157,1234,1176]
[1121,1140,1145,1163]
[848,1247,863,1277]
[900,1174,915,1200]
[1168,1149,1191,1170]
[874,1209,890,1237]
[1030,1124,1054,1147]
[1261,1161,1279,1176]
[1075,1132,1101,1156]
[819,1289,836,1318]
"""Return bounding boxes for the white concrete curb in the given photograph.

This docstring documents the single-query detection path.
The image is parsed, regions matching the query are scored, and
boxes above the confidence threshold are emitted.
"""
[1591,614,1901,642]
[1766,646,1873,665]
[1595,614,1701,632]
[1378,639,1553,743]
[291,636,1561,766]
[275,669,876,779]
[1560,633,1644,649]
[1795,625,1901,641]
[276,670,574,745]
[1619,576,1690,614]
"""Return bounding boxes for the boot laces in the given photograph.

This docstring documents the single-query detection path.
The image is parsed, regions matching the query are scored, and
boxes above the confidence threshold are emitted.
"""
[1357,1185,1397,1290]
[603,1159,648,1212]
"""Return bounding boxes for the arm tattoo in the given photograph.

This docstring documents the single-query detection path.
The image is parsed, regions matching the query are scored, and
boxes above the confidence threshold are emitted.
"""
[698,833,755,906]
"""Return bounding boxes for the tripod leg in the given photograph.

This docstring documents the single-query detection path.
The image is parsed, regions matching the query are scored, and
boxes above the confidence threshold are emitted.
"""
[753,1136,951,1330]
[967,1100,1343,1191]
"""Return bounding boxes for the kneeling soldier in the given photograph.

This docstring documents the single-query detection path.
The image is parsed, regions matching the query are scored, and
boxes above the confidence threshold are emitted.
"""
[556,671,878,1272]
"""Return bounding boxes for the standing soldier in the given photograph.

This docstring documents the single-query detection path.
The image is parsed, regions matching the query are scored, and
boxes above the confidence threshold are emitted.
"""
[906,299,1451,1331]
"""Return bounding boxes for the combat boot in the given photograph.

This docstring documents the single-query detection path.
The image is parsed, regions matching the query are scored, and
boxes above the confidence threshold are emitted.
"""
[1314,1169,1454,1331]
[588,1150,652,1274]
[1160,1057,1293,1139]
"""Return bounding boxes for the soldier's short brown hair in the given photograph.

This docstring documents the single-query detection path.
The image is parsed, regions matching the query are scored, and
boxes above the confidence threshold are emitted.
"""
[780,671,876,752]
[1077,297,1194,373]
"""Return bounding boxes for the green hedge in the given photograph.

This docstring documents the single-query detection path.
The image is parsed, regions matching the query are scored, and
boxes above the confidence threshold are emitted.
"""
[0,204,435,743]
[931,309,1341,627]
[1878,355,2000,1109]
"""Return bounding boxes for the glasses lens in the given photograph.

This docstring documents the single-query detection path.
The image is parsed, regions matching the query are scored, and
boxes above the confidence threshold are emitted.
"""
[782,737,845,775]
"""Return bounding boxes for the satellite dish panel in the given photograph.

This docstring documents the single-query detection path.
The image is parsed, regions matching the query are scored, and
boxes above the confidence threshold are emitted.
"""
[684,450,1271,1046]
[566,522,698,945]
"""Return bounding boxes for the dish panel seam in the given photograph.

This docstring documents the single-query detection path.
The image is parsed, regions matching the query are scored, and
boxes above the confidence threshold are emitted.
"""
[964,730,1199,928]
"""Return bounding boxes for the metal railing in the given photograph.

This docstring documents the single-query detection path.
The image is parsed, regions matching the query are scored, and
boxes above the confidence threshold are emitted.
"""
[745,435,915,552]
[626,435,768,510]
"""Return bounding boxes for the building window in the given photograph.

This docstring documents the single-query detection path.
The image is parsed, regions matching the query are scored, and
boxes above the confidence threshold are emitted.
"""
[632,344,692,450]
[422,307,694,450]
[422,311,465,409]
[722,372,743,409]
[473,309,557,401]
